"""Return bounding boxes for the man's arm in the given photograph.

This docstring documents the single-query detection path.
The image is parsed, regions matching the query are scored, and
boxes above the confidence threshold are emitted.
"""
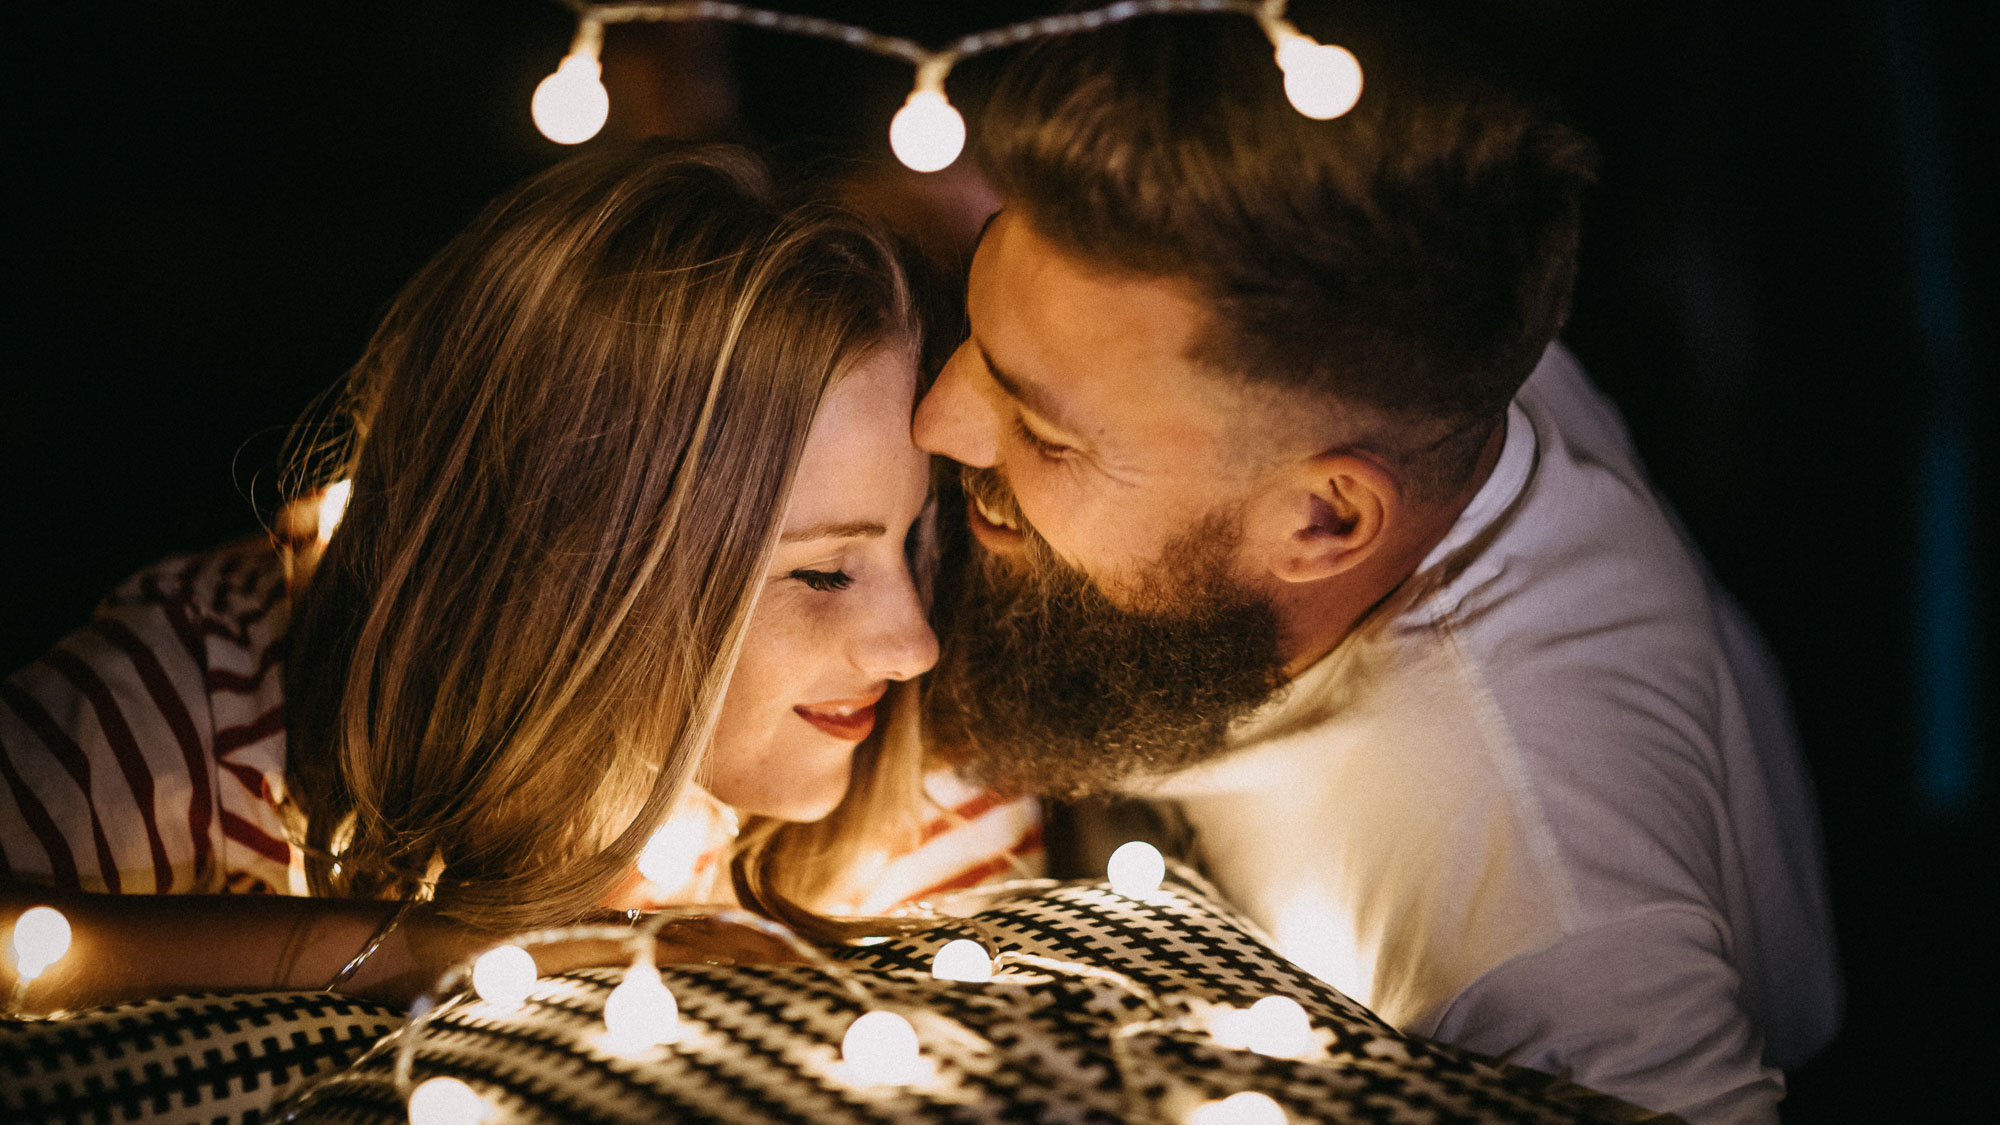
[1428,906,1783,1124]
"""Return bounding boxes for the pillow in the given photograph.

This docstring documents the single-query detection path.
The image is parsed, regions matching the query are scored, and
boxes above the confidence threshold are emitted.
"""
[276,875,1670,1123]
[0,990,402,1125]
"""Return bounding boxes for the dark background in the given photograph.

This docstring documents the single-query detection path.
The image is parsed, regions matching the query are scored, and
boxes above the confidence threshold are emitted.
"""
[3,2,1990,1118]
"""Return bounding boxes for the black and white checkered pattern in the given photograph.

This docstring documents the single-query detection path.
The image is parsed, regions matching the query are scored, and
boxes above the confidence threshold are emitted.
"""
[0,990,402,1125]
[277,875,1673,1124]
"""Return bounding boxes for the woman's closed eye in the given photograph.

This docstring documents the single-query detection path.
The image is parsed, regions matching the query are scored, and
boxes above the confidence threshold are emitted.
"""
[789,568,854,592]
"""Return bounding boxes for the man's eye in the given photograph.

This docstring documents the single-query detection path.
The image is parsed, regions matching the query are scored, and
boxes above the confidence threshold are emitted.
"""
[1012,415,1074,461]
[789,569,853,592]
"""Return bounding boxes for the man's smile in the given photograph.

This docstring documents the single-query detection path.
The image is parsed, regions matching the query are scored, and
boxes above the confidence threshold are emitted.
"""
[970,490,1019,532]
[963,468,1029,554]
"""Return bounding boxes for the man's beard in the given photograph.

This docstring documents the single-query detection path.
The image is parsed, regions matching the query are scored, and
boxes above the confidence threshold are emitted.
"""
[923,468,1287,800]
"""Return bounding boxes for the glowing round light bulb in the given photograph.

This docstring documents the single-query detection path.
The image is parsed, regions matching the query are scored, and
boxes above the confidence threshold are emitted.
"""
[1243,995,1314,1058]
[929,938,993,983]
[10,906,71,982]
[888,89,966,173]
[1188,1090,1288,1125]
[408,1076,493,1125]
[603,960,680,1050]
[841,1009,921,1085]
[471,944,537,1009]
[532,52,610,145]
[1274,35,1363,120]
[1106,840,1165,896]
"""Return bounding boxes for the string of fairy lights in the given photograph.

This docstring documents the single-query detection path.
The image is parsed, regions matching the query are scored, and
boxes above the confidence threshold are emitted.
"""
[378,846,1321,1125]
[4,6,1367,1123]
[9,844,1323,1125]
[531,0,1365,166]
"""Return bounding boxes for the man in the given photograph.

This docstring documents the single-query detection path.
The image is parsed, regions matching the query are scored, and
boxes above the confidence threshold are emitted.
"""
[913,10,1839,1123]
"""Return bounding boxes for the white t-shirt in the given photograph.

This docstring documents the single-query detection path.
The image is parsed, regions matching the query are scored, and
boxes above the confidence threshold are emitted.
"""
[1139,344,1840,1123]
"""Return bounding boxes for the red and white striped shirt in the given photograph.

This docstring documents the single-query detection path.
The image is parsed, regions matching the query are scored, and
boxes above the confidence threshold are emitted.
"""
[0,540,1041,905]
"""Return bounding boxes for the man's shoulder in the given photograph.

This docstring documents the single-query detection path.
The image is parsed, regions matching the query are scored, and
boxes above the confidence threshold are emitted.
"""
[1387,345,1720,680]
[1412,347,1731,740]
[1220,468,1749,916]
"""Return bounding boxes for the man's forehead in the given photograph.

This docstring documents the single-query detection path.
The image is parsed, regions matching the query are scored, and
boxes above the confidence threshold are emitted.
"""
[967,214,1326,472]
[968,213,1216,412]
[973,210,1196,301]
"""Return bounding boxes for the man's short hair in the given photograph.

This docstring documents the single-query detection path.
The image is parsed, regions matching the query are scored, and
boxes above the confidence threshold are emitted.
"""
[976,6,1598,499]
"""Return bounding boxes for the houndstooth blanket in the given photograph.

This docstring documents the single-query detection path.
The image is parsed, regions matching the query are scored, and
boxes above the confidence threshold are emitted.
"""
[273,873,1671,1124]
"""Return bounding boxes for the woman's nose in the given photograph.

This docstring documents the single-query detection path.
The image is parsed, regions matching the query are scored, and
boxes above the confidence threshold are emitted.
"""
[858,579,940,683]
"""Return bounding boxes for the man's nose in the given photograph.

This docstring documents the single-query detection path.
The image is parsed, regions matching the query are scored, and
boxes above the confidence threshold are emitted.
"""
[913,343,998,468]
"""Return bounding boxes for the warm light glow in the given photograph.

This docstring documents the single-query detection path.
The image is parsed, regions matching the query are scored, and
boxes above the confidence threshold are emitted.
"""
[532,52,610,144]
[1210,1005,1257,1050]
[316,479,352,546]
[929,938,993,983]
[471,945,537,1009]
[841,1009,922,1085]
[603,959,680,1051]
[408,1076,493,1125]
[1188,1090,1288,1125]
[888,89,965,173]
[10,906,71,982]
[1106,840,1165,896]
[1273,32,1363,120]
[1271,887,1364,997]
[636,815,709,892]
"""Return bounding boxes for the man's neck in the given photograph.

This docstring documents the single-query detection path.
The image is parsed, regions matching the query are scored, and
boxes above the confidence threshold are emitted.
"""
[1274,420,1509,677]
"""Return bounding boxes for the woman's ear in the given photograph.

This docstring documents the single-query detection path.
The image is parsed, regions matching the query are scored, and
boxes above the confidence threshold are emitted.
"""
[1255,451,1400,584]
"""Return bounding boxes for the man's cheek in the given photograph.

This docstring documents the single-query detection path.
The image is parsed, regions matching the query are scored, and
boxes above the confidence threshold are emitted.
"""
[1035,516,1123,587]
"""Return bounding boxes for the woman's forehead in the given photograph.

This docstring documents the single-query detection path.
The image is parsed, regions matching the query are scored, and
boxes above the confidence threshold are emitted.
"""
[784,349,927,534]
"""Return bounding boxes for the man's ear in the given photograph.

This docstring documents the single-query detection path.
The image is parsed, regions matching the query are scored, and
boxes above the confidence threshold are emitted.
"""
[1255,450,1401,584]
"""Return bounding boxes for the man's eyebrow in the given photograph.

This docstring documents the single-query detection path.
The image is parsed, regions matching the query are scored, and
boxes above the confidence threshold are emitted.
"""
[780,520,887,543]
[976,339,1077,434]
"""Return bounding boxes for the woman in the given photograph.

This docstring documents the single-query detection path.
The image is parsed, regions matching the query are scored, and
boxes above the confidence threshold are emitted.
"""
[0,145,1039,1011]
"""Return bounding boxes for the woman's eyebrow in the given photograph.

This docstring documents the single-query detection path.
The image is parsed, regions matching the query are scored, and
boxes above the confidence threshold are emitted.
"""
[780,520,887,543]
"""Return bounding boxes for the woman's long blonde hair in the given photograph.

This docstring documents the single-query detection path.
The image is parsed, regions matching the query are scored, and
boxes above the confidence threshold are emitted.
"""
[281,145,929,932]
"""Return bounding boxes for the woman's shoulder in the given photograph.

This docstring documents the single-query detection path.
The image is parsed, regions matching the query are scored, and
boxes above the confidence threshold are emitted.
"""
[102,537,290,632]
[95,537,293,712]
[1,536,299,896]
[839,768,1046,914]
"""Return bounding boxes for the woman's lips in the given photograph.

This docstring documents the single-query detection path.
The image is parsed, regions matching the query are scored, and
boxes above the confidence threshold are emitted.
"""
[794,686,887,741]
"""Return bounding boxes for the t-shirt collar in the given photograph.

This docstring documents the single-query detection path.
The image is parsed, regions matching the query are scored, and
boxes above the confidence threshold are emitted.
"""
[1411,398,1538,579]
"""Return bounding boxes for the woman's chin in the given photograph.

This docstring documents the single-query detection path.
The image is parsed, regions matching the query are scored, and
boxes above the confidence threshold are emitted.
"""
[712,767,850,824]
[755,789,845,824]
